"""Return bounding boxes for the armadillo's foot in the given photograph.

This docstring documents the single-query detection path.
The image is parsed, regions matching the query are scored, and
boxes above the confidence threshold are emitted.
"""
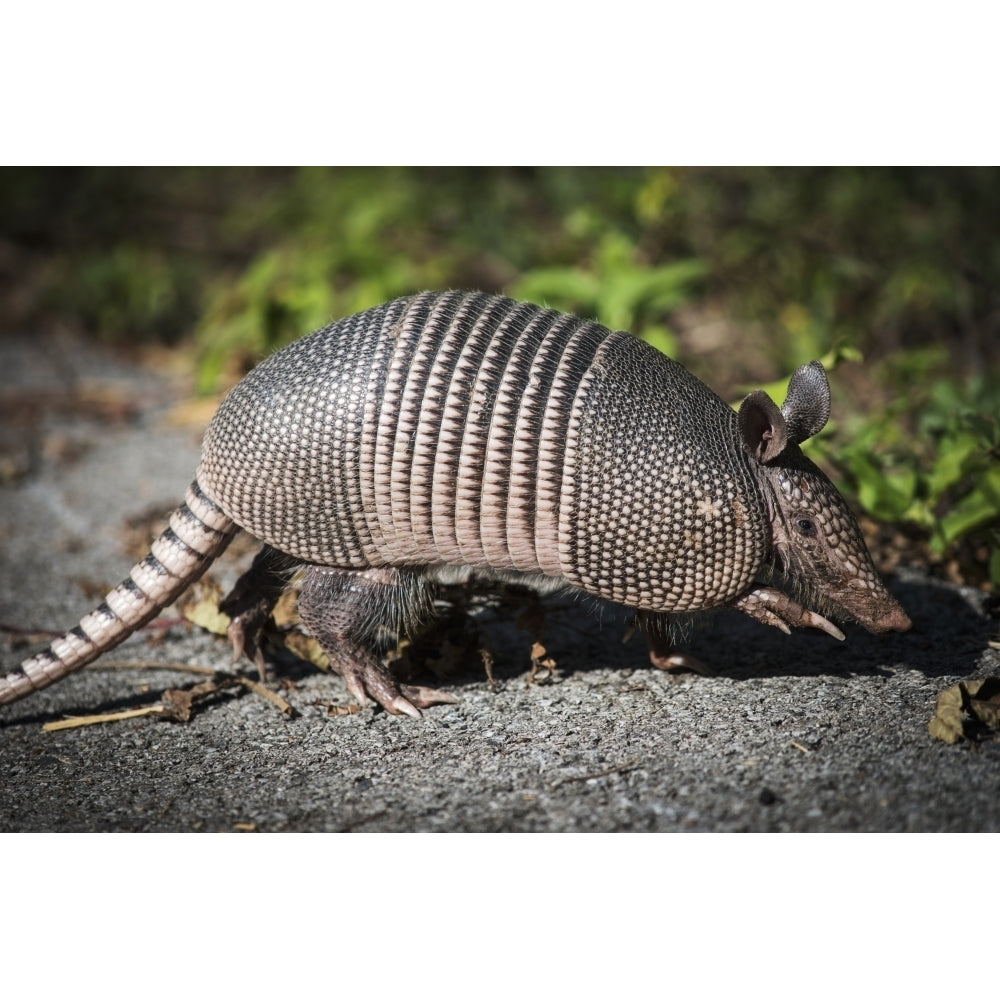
[734,586,846,641]
[643,630,715,676]
[225,615,269,678]
[220,545,299,680]
[324,641,458,718]
[627,613,714,675]
[296,564,451,718]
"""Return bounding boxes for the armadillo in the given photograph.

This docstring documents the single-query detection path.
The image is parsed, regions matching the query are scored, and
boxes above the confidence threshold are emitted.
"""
[0,290,910,715]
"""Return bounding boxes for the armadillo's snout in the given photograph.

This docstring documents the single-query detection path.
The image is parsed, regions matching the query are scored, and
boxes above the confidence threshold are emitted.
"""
[871,604,912,633]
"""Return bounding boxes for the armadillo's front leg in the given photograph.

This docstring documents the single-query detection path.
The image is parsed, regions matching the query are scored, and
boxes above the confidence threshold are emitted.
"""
[297,565,457,718]
[733,586,846,640]
[220,545,298,679]
[643,631,714,675]
[629,612,714,675]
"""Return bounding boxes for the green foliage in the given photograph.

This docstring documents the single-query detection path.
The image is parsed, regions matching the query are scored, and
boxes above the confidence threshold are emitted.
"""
[194,248,338,392]
[43,245,197,342]
[512,232,704,357]
[189,168,651,384]
[634,166,1000,374]
[811,348,1000,583]
[738,340,864,405]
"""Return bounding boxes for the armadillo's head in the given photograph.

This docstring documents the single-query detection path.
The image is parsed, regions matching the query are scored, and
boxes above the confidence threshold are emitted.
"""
[738,362,911,635]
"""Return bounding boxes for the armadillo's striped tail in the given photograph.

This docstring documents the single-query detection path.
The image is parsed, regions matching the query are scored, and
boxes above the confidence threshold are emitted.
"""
[0,478,237,705]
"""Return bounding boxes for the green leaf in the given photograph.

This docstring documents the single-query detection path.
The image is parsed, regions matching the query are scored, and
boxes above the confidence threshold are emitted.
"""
[512,268,601,312]
[924,431,982,501]
[842,451,917,521]
[933,465,1000,553]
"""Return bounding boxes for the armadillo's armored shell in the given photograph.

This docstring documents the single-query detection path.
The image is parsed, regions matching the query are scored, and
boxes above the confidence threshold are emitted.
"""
[199,291,770,613]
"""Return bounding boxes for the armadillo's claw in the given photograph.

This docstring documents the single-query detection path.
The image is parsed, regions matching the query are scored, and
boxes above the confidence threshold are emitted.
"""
[643,629,716,676]
[340,668,372,710]
[227,619,246,663]
[225,616,270,681]
[400,684,459,708]
[388,696,423,719]
[382,687,458,718]
[745,605,793,635]
[798,609,846,641]
[329,644,456,718]
[734,586,846,640]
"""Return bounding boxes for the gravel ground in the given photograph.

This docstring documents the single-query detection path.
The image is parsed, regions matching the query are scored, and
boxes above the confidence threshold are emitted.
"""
[2,332,997,833]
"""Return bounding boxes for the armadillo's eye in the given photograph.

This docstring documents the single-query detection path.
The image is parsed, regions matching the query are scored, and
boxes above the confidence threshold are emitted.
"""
[795,517,817,537]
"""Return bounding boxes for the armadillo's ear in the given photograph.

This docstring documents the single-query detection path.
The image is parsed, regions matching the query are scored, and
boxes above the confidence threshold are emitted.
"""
[738,390,788,464]
[781,360,830,445]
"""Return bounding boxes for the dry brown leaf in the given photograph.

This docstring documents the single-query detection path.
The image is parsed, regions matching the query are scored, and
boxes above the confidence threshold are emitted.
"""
[160,676,241,722]
[237,676,295,717]
[160,689,196,722]
[929,685,966,744]
[964,677,1000,730]
[177,579,231,637]
[928,677,1000,744]
[271,589,301,627]
[527,641,556,685]
[313,700,362,717]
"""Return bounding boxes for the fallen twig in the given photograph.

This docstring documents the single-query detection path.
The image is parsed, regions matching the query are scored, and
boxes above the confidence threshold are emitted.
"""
[43,706,166,732]
[87,660,219,675]
[41,663,295,731]
[238,676,295,717]
[0,623,64,640]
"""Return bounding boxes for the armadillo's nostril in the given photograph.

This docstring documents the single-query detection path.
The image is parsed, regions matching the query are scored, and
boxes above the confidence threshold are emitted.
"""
[872,605,912,633]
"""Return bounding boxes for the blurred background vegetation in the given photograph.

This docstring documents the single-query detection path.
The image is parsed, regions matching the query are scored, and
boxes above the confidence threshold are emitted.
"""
[1,167,997,587]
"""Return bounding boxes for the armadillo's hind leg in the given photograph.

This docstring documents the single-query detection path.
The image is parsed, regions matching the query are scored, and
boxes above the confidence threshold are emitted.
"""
[297,566,458,718]
[219,544,298,679]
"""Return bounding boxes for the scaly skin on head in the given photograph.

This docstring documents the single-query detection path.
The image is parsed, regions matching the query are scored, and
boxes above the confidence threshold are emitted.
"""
[735,361,911,638]
[763,458,911,633]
